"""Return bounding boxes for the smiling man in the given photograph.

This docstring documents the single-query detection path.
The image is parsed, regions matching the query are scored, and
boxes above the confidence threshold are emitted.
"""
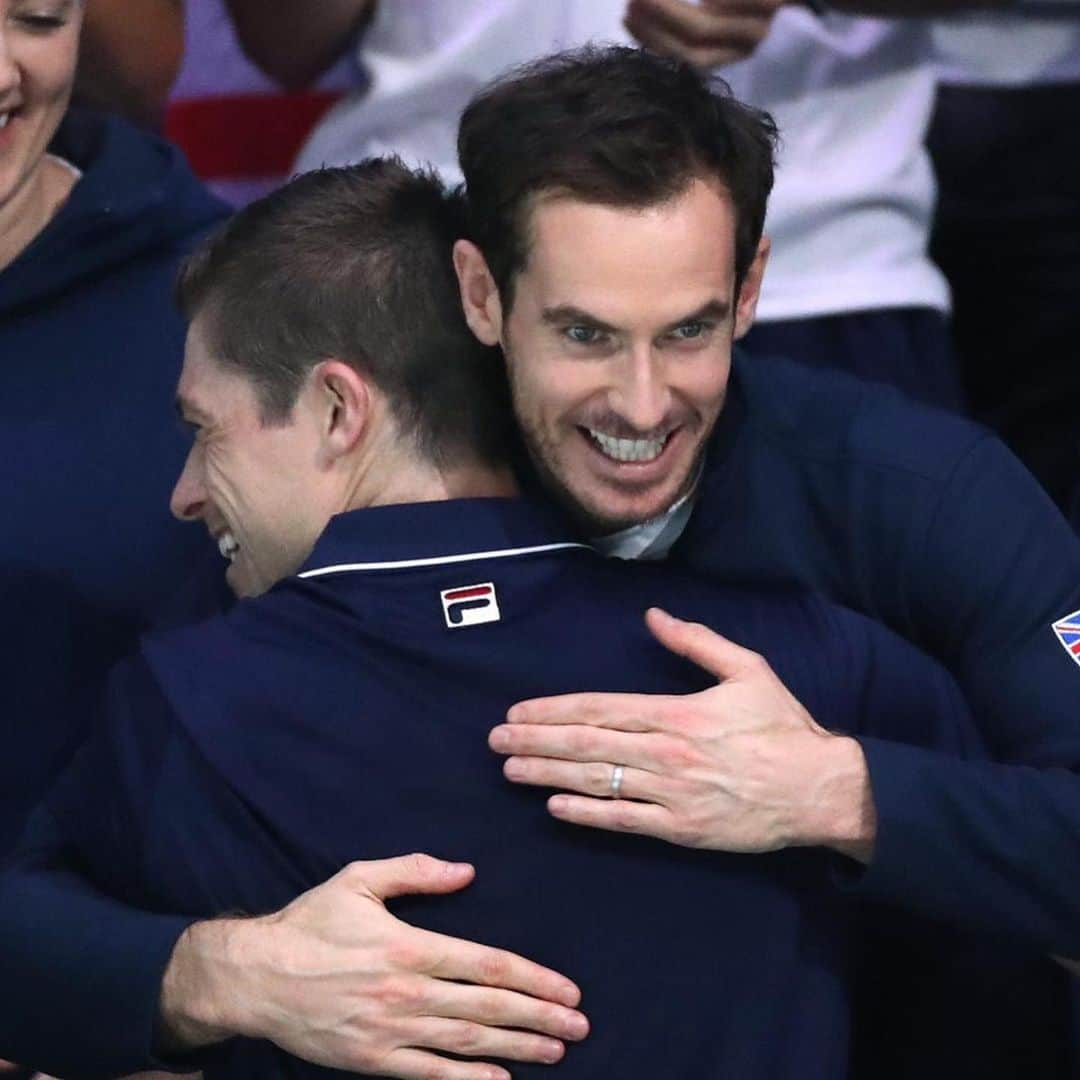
[488,180,748,534]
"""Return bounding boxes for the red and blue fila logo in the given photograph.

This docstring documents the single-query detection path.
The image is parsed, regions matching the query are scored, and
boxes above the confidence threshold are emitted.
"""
[1052,609,1080,669]
[441,582,501,629]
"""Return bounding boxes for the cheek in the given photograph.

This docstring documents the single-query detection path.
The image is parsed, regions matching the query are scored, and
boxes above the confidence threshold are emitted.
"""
[21,32,80,105]
[681,354,731,415]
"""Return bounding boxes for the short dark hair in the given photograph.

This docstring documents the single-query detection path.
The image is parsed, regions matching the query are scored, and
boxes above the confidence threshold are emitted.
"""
[176,158,512,468]
[458,45,778,311]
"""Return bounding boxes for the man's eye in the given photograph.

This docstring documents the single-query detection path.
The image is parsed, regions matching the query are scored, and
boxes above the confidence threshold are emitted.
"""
[670,321,707,341]
[565,325,604,346]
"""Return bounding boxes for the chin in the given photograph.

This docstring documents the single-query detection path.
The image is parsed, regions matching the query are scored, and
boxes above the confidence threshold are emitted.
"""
[572,486,682,535]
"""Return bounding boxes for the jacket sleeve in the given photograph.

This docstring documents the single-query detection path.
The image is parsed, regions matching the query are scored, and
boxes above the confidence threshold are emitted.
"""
[910,434,1080,768]
[0,807,193,1078]
[0,656,197,1077]
[823,603,1080,957]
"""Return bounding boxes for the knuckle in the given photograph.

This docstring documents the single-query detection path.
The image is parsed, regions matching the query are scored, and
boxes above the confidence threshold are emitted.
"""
[406,851,436,874]
[478,950,509,983]
[657,735,696,770]
[340,860,367,883]
[386,940,425,971]
[664,703,700,733]
[420,1064,455,1080]
[589,762,612,793]
[448,1021,484,1055]
[744,650,769,673]
[377,974,425,1011]
[612,804,638,831]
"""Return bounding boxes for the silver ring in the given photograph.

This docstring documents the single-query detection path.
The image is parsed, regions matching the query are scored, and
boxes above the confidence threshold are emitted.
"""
[609,764,625,799]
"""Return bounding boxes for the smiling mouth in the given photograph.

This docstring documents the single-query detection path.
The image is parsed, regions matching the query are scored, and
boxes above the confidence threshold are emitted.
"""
[217,530,239,562]
[582,427,675,464]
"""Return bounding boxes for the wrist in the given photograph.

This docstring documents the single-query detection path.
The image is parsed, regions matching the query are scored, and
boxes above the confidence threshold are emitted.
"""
[158,916,267,1052]
[795,735,877,864]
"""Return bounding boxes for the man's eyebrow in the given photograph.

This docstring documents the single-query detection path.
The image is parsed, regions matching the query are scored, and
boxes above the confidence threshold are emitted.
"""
[659,299,731,334]
[540,299,732,336]
[540,306,620,335]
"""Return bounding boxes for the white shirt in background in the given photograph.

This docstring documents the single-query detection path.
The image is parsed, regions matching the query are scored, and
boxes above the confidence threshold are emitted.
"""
[295,0,949,325]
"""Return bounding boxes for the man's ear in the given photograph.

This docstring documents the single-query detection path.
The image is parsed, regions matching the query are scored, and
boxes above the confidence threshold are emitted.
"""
[310,360,371,464]
[453,238,504,346]
[733,235,771,341]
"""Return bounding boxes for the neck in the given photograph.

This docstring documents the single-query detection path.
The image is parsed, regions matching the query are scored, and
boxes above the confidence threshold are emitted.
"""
[0,156,77,272]
[362,462,519,509]
[339,427,519,514]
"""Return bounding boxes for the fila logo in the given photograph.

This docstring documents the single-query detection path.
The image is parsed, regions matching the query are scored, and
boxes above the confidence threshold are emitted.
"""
[441,582,501,629]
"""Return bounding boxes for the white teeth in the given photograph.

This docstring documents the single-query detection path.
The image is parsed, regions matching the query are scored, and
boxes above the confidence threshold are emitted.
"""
[0,114,9,130]
[217,531,239,561]
[587,429,667,463]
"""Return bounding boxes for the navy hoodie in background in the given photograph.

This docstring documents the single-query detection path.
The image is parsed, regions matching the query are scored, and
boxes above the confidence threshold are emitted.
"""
[0,111,231,854]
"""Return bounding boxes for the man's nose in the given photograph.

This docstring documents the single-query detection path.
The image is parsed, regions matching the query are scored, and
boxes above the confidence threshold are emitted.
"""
[169,454,207,522]
[609,346,671,433]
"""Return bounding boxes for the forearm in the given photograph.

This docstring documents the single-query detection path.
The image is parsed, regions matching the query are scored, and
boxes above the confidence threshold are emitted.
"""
[224,0,376,89]
[0,856,192,1076]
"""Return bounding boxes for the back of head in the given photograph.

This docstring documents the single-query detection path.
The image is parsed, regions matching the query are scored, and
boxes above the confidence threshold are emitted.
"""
[177,158,513,468]
[458,45,778,310]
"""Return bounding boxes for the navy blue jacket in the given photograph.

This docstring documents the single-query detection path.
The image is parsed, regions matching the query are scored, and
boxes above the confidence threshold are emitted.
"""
[2,356,1078,1075]
[671,353,1080,952]
[669,354,1080,1077]
[37,499,977,1079]
[0,111,231,856]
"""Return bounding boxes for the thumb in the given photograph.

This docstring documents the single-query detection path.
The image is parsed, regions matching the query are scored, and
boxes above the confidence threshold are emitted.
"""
[645,607,761,681]
[345,853,476,902]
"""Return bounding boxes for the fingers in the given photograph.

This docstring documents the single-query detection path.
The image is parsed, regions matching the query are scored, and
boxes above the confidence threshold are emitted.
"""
[491,722,664,770]
[625,0,765,69]
[646,608,764,681]
[507,691,677,731]
[417,928,582,1007]
[340,853,475,902]
[432,983,590,1042]
[413,1017,568,1066]
[379,1047,511,1080]
[547,793,676,841]
[504,756,666,804]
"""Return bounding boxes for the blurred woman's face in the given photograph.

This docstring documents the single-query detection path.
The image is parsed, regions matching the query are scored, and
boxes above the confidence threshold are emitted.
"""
[0,0,83,212]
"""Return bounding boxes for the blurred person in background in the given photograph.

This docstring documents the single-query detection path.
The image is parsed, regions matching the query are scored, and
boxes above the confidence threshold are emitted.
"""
[0,0,232,848]
[929,8,1080,531]
[70,0,359,205]
[164,0,358,206]
[73,0,182,127]
[0,2,227,1070]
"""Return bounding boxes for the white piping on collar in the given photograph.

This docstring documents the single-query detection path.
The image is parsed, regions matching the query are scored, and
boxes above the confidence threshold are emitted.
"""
[298,541,590,579]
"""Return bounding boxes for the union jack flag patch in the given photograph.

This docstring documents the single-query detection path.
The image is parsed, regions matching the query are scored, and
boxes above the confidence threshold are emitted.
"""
[1051,609,1080,669]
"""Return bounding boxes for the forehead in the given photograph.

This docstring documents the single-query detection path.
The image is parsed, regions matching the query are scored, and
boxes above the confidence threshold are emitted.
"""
[518,178,738,324]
